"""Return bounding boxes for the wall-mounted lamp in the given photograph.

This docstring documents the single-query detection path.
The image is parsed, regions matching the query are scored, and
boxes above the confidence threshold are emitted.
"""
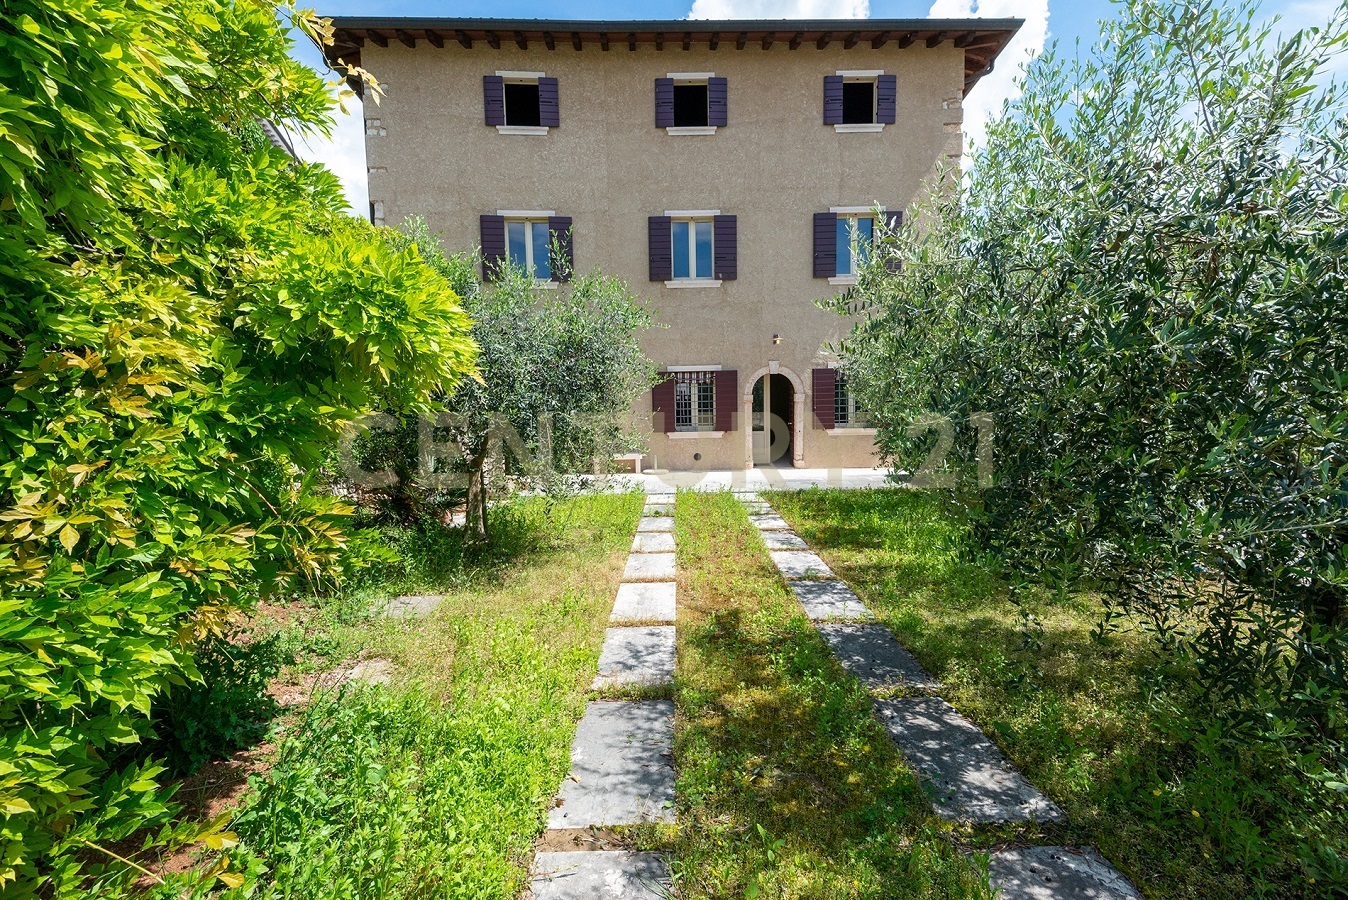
[772,333,781,345]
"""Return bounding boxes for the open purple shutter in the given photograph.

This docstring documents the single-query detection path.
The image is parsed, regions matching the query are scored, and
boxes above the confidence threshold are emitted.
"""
[708,77,728,127]
[813,212,836,277]
[812,369,837,429]
[548,216,572,282]
[539,77,560,127]
[876,75,897,124]
[654,78,675,128]
[480,214,505,280]
[714,369,738,432]
[823,75,844,125]
[883,210,904,274]
[652,375,677,433]
[648,216,672,281]
[483,75,505,126]
[713,215,736,281]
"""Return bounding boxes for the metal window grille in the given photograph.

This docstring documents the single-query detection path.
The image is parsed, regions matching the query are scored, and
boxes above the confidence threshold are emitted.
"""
[834,376,850,426]
[673,371,716,431]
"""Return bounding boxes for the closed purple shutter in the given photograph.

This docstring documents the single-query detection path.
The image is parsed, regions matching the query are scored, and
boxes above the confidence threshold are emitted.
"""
[538,77,560,127]
[480,214,506,280]
[714,369,738,432]
[876,74,897,124]
[548,216,573,282]
[708,77,728,127]
[648,216,672,281]
[823,75,844,125]
[884,210,904,274]
[483,75,505,126]
[654,78,675,127]
[813,212,836,277]
[812,368,837,429]
[713,214,736,281]
[652,375,677,433]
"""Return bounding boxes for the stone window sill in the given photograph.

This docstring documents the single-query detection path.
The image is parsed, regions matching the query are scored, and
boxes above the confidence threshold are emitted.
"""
[834,123,885,133]
[828,275,858,286]
[664,280,723,288]
[666,126,718,136]
[669,430,725,439]
[826,427,878,436]
[497,125,550,135]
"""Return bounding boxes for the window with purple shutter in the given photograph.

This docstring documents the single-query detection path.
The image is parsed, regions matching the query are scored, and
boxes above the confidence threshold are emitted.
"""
[548,216,573,282]
[877,74,897,124]
[812,368,837,429]
[823,75,844,125]
[713,369,738,432]
[483,75,505,126]
[654,78,675,128]
[648,216,672,281]
[652,375,677,433]
[480,214,506,280]
[813,212,837,277]
[538,77,560,127]
[712,215,737,281]
[708,77,728,127]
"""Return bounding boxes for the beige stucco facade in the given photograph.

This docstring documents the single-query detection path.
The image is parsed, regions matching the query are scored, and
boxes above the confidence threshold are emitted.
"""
[357,32,967,470]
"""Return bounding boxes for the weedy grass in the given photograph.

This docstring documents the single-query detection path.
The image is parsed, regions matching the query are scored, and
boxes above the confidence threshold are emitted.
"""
[768,487,1343,900]
[224,492,644,900]
[671,490,991,899]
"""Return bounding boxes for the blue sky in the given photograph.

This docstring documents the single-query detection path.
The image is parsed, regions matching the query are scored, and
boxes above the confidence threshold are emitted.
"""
[289,0,1341,212]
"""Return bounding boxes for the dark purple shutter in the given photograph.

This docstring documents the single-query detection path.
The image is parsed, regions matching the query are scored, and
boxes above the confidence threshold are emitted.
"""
[654,78,675,128]
[480,214,505,280]
[813,212,836,277]
[812,369,837,429]
[823,75,844,125]
[708,77,728,127]
[548,216,573,282]
[648,216,672,281]
[652,376,677,433]
[884,210,904,274]
[483,75,505,126]
[714,369,738,432]
[876,74,897,124]
[713,215,736,281]
[538,77,560,127]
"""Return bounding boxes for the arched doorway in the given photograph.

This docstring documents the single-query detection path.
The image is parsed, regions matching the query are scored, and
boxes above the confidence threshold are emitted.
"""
[745,367,805,468]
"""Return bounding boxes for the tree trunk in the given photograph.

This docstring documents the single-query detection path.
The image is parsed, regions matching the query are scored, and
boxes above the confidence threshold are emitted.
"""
[464,444,490,545]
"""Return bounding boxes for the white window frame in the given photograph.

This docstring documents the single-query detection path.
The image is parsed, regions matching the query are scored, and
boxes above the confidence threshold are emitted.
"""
[828,373,876,434]
[672,371,717,433]
[497,70,550,135]
[666,72,719,136]
[498,209,557,286]
[828,206,883,284]
[665,209,721,287]
[835,69,886,133]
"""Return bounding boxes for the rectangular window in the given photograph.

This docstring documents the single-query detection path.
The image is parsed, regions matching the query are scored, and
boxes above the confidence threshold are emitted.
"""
[673,83,709,127]
[833,375,868,427]
[672,219,714,280]
[673,371,716,431]
[834,215,874,277]
[842,80,875,125]
[504,80,542,127]
[506,219,552,281]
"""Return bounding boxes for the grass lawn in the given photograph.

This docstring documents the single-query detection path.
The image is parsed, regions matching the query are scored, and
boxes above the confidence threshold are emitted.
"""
[767,487,1345,900]
[216,493,644,899]
[671,490,992,899]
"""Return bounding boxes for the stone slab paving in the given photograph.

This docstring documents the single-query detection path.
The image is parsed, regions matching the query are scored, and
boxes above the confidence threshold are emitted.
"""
[760,530,809,551]
[631,532,676,553]
[610,582,677,624]
[623,552,677,580]
[748,513,791,531]
[530,851,670,900]
[789,578,875,621]
[643,504,675,516]
[816,623,939,689]
[769,550,836,579]
[381,594,444,618]
[592,626,676,688]
[988,847,1142,899]
[636,517,675,532]
[548,701,676,828]
[874,697,1063,823]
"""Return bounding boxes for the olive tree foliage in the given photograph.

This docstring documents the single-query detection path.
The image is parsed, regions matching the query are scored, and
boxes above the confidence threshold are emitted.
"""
[836,0,1348,740]
[353,217,658,544]
[0,2,475,896]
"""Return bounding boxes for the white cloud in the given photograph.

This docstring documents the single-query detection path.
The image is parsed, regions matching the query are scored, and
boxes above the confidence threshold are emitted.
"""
[291,95,369,217]
[928,0,1049,149]
[689,0,868,21]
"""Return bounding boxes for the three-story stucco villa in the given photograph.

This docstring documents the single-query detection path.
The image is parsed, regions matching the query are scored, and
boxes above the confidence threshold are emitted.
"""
[324,17,1020,472]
